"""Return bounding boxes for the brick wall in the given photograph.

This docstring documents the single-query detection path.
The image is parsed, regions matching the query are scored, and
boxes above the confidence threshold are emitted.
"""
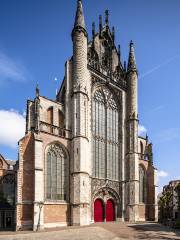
[44,204,70,224]
[16,133,34,229]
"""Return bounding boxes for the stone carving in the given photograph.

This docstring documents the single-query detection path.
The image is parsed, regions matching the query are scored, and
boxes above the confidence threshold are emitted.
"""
[91,178,120,204]
[0,174,15,184]
[48,144,66,158]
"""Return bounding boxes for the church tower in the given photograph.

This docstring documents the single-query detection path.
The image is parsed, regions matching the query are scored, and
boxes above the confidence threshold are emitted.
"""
[71,0,91,225]
[16,1,158,231]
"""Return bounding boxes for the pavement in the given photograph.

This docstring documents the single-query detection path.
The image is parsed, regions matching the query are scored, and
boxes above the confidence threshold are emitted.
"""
[0,222,180,240]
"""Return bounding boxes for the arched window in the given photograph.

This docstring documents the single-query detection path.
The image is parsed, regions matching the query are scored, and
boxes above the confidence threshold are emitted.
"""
[140,141,143,154]
[139,165,146,203]
[58,110,64,128]
[47,107,53,134]
[92,87,119,180]
[45,144,68,201]
[88,48,99,70]
[0,174,15,206]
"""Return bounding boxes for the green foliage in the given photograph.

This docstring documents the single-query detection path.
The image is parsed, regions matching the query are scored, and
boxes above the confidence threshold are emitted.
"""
[158,190,173,220]
[175,220,180,228]
[175,183,180,212]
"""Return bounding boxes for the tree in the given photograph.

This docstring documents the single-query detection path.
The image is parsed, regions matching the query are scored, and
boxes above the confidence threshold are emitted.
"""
[174,183,180,220]
[158,190,173,221]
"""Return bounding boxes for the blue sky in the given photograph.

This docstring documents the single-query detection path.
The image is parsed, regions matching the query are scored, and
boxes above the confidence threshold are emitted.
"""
[0,0,180,192]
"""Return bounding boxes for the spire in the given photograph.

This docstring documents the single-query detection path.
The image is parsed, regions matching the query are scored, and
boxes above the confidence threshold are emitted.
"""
[74,0,86,30]
[124,61,127,71]
[92,22,95,39]
[127,40,137,72]
[36,83,39,98]
[112,26,115,43]
[99,15,102,37]
[118,44,121,63]
[105,10,109,25]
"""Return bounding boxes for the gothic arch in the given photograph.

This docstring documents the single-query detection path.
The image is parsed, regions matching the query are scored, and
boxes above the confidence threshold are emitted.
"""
[45,141,70,160]
[92,84,121,111]
[44,142,69,202]
[140,141,144,154]
[93,187,121,205]
[88,48,99,70]
[92,187,121,221]
[139,164,147,203]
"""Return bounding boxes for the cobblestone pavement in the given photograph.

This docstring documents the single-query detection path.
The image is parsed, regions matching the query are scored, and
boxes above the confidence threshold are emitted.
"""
[0,222,180,240]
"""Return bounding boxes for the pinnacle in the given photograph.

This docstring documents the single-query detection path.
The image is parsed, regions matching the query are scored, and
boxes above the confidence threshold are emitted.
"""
[128,40,137,72]
[74,0,86,30]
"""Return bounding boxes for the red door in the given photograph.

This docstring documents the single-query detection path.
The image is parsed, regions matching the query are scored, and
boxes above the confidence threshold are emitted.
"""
[106,199,115,222]
[94,199,104,222]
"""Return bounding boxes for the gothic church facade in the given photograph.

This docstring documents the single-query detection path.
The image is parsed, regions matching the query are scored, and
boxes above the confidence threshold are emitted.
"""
[16,1,158,230]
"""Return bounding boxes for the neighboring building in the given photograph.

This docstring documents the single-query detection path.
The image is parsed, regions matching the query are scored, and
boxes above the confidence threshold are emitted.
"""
[16,1,158,231]
[0,154,17,230]
[159,180,180,221]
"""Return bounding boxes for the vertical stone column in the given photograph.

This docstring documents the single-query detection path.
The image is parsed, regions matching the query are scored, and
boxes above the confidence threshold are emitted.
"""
[33,134,44,231]
[154,168,158,221]
[65,60,73,130]
[126,41,139,222]
[121,90,126,222]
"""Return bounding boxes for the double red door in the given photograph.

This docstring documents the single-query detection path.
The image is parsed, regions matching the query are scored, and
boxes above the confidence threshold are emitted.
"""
[94,199,115,222]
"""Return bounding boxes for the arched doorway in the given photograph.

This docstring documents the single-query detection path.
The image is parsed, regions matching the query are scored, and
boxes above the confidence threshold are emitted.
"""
[94,199,104,222]
[106,199,115,222]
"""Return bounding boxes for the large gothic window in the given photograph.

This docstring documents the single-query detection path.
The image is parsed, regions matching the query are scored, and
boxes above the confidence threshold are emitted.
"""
[0,174,15,206]
[139,165,146,203]
[45,144,68,201]
[92,87,119,180]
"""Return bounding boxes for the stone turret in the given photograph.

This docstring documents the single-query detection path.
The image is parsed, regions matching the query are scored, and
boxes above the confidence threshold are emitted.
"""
[71,0,91,226]
[127,40,138,117]
[126,41,139,222]
[72,0,88,92]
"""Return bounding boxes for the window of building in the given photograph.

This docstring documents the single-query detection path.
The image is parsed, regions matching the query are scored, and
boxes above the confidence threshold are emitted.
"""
[140,141,143,154]
[1,174,15,206]
[139,165,146,203]
[47,107,53,134]
[92,87,119,180]
[58,110,64,128]
[45,144,68,201]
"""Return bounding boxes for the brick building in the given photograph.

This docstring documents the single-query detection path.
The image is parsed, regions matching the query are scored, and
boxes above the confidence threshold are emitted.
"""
[16,0,158,230]
[0,154,16,230]
[159,180,180,221]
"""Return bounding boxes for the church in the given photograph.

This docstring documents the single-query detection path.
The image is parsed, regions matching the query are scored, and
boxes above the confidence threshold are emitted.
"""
[15,0,158,230]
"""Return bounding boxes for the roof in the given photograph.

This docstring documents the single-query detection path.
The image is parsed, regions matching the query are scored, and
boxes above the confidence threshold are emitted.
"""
[6,160,16,166]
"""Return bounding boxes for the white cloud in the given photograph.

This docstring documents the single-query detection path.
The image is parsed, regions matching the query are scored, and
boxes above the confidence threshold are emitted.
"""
[138,124,147,136]
[0,51,30,85]
[0,109,25,149]
[158,170,169,178]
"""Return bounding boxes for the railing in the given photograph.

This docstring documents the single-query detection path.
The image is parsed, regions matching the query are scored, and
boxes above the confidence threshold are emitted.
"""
[40,121,71,139]
[88,64,127,90]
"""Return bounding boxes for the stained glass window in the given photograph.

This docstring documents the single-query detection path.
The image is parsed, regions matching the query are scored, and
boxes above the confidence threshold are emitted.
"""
[92,87,119,180]
[45,144,68,201]
[139,165,146,203]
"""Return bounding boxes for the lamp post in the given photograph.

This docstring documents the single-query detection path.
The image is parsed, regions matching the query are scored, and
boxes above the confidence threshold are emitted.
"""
[36,201,44,231]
